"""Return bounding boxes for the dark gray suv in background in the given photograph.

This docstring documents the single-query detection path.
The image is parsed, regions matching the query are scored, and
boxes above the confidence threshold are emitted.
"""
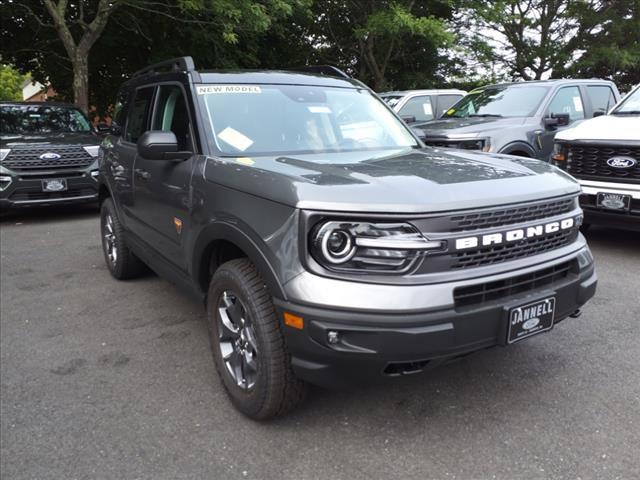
[413,79,620,159]
[99,58,597,419]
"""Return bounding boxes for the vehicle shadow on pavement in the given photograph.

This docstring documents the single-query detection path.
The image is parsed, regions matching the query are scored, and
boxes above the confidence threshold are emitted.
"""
[0,204,99,225]
[582,225,640,252]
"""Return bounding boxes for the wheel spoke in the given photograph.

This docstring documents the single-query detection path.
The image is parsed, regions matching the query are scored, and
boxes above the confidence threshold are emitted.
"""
[218,307,239,339]
[244,326,259,353]
[227,350,244,387]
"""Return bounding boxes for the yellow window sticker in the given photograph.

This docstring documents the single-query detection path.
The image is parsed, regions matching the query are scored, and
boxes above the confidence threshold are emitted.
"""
[446,108,456,115]
[236,157,255,166]
[197,85,262,95]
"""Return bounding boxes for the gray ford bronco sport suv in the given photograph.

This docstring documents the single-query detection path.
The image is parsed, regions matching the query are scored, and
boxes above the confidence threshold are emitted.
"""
[99,57,597,419]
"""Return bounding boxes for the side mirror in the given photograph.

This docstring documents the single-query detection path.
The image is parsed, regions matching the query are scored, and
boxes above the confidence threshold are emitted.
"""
[137,131,190,161]
[400,115,417,124]
[96,123,111,134]
[593,110,606,118]
[543,113,570,128]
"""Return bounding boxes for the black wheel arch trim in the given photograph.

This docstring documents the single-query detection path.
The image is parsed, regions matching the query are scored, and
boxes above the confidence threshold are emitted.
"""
[192,221,287,302]
[498,141,537,157]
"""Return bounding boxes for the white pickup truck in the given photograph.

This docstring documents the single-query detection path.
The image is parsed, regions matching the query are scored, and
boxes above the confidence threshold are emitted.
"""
[552,84,640,231]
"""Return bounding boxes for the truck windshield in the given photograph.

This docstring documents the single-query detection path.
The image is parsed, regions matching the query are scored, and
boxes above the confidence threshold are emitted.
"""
[197,85,418,156]
[442,85,549,118]
[611,86,640,114]
[0,104,92,134]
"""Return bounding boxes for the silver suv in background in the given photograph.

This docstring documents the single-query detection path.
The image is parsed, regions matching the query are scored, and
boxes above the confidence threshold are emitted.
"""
[412,80,620,159]
[380,89,466,124]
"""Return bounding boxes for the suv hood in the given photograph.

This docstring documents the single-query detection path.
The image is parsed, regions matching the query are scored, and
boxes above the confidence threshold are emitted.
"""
[415,116,527,137]
[0,131,99,146]
[555,114,640,142]
[204,148,579,213]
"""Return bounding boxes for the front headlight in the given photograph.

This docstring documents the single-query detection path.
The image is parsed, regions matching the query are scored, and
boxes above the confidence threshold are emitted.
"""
[0,149,11,161]
[457,138,491,152]
[310,221,444,274]
[83,145,100,157]
[552,142,567,165]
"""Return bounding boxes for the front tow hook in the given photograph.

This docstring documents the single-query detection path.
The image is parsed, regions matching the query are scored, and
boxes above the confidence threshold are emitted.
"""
[569,309,582,318]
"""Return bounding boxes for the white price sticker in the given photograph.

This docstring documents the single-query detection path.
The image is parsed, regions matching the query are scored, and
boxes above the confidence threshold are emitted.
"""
[218,127,254,152]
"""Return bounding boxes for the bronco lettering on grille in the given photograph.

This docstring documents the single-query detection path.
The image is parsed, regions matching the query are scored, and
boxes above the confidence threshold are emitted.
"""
[454,217,577,250]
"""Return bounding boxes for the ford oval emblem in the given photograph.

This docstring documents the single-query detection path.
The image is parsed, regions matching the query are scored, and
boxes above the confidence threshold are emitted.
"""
[523,318,540,330]
[39,152,61,160]
[606,156,636,169]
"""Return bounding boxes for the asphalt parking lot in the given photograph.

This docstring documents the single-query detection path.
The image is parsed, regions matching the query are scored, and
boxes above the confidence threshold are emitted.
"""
[1,207,639,480]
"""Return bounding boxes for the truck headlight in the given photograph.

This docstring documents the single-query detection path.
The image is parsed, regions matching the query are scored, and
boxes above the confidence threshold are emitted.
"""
[0,149,10,161]
[310,221,445,273]
[83,145,100,157]
[552,143,567,164]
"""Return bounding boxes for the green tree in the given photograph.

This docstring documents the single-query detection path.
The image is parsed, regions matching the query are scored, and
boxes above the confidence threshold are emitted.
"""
[0,64,26,101]
[0,0,309,114]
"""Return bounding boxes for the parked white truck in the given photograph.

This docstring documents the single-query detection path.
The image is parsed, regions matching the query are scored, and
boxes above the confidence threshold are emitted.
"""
[552,84,640,231]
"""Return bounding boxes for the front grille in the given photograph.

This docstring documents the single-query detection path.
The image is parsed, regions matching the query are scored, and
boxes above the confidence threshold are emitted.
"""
[454,260,575,308]
[424,140,480,150]
[2,145,94,171]
[9,188,96,202]
[449,197,575,232]
[452,229,577,269]
[567,143,640,183]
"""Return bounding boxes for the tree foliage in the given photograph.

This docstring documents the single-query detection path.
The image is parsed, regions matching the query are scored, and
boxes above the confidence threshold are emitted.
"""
[0,64,26,101]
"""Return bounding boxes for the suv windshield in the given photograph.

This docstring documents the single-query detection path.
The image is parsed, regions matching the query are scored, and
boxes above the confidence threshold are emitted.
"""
[197,85,418,156]
[443,85,550,118]
[611,86,640,114]
[0,104,92,134]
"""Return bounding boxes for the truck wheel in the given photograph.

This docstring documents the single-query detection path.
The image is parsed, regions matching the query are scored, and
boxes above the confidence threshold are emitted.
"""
[100,198,146,280]
[207,258,307,419]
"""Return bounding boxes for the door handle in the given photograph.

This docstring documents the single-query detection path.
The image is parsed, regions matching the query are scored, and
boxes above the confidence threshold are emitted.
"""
[134,169,151,180]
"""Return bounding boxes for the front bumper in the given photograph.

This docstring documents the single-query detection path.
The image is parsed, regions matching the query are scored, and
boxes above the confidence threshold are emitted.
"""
[0,167,99,211]
[579,179,640,231]
[275,247,596,388]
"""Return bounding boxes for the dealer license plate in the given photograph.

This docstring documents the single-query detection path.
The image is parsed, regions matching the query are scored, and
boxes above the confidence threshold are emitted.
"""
[42,179,67,192]
[596,192,631,211]
[507,297,555,344]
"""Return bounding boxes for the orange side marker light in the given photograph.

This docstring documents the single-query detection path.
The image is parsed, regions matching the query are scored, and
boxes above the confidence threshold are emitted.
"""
[283,312,304,330]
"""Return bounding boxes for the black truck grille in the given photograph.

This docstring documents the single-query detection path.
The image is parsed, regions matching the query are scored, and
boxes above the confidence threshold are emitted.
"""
[451,229,577,269]
[2,145,94,171]
[449,197,575,232]
[454,260,575,308]
[567,144,640,183]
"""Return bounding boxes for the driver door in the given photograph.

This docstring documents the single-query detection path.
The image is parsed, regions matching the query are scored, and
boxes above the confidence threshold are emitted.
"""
[539,86,585,159]
[130,83,196,271]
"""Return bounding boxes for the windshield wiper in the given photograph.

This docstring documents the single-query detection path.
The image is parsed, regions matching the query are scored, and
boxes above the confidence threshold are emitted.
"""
[468,113,503,118]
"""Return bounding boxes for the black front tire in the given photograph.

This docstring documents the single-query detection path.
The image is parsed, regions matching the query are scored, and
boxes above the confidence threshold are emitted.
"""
[207,258,307,420]
[100,198,146,280]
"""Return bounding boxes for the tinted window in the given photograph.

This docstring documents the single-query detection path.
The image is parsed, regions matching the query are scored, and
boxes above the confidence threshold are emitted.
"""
[442,85,549,118]
[199,85,417,155]
[0,104,91,134]
[547,86,585,122]
[437,95,463,117]
[153,85,191,150]
[398,95,433,122]
[587,85,616,114]
[125,87,154,143]
[112,90,128,128]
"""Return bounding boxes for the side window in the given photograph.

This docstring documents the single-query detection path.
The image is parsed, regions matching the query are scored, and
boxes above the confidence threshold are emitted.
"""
[124,87,154,143]
[398,95,434,122]
[587,85,616,115]
[437,95,463,117]
[152,85,192,151]
[112,90,129,130]
[547,86,585,123]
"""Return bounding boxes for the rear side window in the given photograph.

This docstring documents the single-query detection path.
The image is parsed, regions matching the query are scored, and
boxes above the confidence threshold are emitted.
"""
[125,87,154,143]
[398,95,433,122]
[437,95,463,117]
[547,86,585,123]
[587,85,616,115]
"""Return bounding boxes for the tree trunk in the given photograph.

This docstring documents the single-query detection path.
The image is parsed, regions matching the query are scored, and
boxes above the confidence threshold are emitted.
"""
[73,54,90,114]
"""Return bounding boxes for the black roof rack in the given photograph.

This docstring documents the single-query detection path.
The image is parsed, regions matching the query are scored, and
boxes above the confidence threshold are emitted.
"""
[131,56,195,79]
[292,65,351,79]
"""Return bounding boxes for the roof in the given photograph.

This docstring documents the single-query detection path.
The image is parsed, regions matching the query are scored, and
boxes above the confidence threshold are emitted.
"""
[0,101,78,108]
[480,78,615,89]
[380,89,467,96]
